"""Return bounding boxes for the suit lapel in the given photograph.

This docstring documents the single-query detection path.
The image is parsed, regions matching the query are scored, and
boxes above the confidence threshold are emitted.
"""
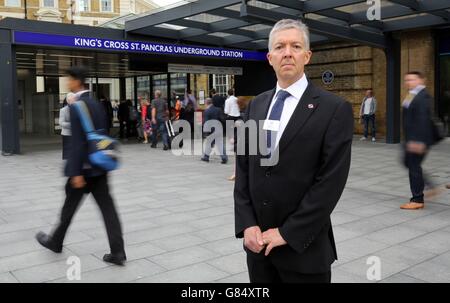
[278,82,320,154]
[254,88,276,122]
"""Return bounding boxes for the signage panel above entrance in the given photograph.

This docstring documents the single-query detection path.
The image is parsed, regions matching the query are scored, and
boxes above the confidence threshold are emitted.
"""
[168,64,243,75]
[13,31,267,61]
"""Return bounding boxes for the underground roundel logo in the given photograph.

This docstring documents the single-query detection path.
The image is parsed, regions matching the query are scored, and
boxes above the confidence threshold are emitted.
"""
[322,70,334,85]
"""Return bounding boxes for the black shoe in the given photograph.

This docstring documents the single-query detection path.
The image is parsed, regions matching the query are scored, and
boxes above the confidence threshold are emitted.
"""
[150,144,157,148]
[221,158,228,164]
[201,157,209,162]
[163,145,169,151]
[103,253,127,266]
[35,231,62,253]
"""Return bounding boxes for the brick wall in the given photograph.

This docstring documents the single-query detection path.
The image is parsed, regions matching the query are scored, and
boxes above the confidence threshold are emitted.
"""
[306,42,381,136]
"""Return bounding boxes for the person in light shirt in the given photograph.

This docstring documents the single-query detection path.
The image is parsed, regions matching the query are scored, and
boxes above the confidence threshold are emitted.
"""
[359,89,377,142]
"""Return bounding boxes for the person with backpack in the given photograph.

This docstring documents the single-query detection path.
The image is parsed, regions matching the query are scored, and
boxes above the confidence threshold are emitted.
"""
[35,66,126,266]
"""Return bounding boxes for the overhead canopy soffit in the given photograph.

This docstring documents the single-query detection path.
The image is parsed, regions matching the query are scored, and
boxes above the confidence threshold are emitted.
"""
[122,0,450,50]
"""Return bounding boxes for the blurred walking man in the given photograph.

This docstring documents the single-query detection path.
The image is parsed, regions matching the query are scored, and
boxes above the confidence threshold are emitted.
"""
[36,67,126,266]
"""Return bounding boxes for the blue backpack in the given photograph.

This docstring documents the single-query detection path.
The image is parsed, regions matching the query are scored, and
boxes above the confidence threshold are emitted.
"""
[73,101,120,171]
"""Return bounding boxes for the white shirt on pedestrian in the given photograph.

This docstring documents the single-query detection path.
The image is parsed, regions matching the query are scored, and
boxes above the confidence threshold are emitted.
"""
[224,95,240,117]
[363,97,373,115]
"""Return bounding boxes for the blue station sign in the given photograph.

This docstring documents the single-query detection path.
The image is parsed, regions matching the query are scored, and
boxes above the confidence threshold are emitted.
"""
[13,31,267,61]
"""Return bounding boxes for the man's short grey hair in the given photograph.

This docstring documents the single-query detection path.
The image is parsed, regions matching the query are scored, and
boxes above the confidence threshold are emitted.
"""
[268,19,310,51]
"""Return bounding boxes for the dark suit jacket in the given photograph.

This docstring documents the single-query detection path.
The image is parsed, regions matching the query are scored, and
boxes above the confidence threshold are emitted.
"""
[234,82,354,274]
[402,88,436,147]
[65,92,108,178]
[118,102,129,121]
[212,94,225,109]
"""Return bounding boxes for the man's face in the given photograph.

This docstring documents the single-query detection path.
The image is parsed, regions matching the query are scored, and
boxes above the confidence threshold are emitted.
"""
[366,90,372,97]
[404,74,423,90]
[67,76,79,93]
[267,28,312,84]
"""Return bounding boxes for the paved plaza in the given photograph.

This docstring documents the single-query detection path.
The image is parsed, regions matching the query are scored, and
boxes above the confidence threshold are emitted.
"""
[0,137,450,283]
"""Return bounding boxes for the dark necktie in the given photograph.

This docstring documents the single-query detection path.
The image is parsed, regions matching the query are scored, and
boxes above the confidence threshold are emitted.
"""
[266,90,291,153]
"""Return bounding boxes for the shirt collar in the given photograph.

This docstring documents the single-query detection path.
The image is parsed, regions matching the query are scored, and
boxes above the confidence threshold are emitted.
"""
[275,73,308,101]
[409,85,425,95]
[74,90,90,98]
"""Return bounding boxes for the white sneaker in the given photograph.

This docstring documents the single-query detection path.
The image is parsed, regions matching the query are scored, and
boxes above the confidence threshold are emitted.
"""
[360,137,367,141]
[371,137,376,142]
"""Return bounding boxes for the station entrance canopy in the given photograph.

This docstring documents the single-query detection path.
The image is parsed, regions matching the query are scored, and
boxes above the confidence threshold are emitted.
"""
[124,0,450,50]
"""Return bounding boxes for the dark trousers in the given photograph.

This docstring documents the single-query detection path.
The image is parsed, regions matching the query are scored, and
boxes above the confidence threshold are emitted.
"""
[119,119,130,138]
[52,175,125,255]
[362,114,376,138]
[246,251,331,283]
[403,151,430,202]
[62,135,70,160]
[152,118,169,146]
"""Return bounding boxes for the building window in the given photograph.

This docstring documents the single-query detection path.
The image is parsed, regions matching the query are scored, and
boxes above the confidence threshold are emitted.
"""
[100,0,113,12]
[5,0,21,7]
[152,74,168,100]
[170,73,187,100]
[212,74,230,96]
[43,0,55,7]
[78,0,89,12]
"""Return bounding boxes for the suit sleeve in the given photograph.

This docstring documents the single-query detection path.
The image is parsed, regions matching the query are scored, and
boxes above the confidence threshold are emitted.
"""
[278,101,354,254]
[66,105,85,177]
[408,96,431,144]
[234,100,258,238]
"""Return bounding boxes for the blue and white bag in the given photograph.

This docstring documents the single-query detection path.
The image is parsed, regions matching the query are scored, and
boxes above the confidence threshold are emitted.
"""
[73,101,120,171]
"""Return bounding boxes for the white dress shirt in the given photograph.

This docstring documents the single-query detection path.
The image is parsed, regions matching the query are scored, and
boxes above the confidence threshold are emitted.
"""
[265,74,309,148]
[403,85,426,108]
[75,90,90,99]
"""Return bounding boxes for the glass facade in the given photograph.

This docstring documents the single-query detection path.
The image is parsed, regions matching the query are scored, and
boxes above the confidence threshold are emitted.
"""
[152,74,168,100]
[170,73,187,101]
[137,75,150,101]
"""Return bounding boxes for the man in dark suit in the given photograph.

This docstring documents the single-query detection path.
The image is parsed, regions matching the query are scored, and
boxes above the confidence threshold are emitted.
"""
[36,67,126,266]
[234,19,353,283]
[201,98,228,164]
[400,71,440,210]
[211,88,225,109]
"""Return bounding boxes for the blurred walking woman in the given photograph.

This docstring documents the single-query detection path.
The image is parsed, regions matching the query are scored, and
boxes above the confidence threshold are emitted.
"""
[59,92,77,160]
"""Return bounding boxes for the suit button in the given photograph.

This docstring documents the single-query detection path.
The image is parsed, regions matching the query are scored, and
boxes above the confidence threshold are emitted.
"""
[265,171,271,177]
[304,244,309,248]
[263,200,269,206]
